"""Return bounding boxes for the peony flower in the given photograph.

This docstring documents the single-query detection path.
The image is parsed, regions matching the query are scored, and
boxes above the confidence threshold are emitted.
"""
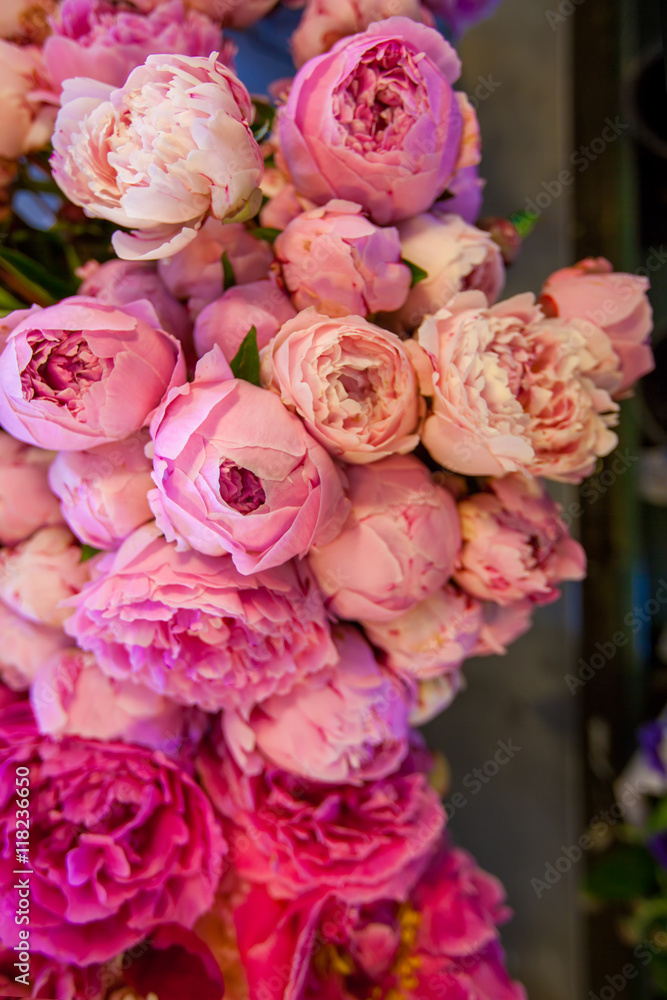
[309,456,461,623]
[0,0,55,43]
[149,347,348,573]
[120,924,224,1000]
[198,738,445,903]
[0,599,70,691]
[0,949,107,1000]
[0,526,90,627]
[194,278,296,362]
[363,584,482,678]
[455,475,586,606]
[540,257,654,398]
[261,309,421,464]
[222,626,413,784]
[290,0,435,68]
[274,200,411,317]
[423,0,502,35]
[0,41,57,160]
[474,599,534,656]
[442,164,485,224]
[0,297,185,451]
[278,17,477,225]
[30,647,188,750]
[77,258,192,345]
[66,522,337,712]
[51,53,264,260]
[0,431,63,545]
[410,672,465,724]
[187,0,280,28]
[397,210,505,330]
[414,290,620,481]
[48,432,155,550]
[0,699,226,965]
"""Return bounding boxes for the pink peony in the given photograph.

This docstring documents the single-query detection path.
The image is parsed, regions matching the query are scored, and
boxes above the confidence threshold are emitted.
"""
[194,278,296,362]
[540,257,654,398]
[0,599,70,691]
[51,53,264,260]
[397,210,505,330]
[274,200,411,317]
[410,672,465,724]
[77,258,192,345]
[44,0,230,92]
[309,456,461,623]
[187,0,280,28]
[48,432,155,550]
[363,584,482,678]
[0,431,63,545]
[0,948,107,1000]
[455,475,586,606]
[423,0,502,34]
[222,626,413,784]
[0,0,55,43]
[260,177,314,231]
[198,739,445,903]
[261,309,421,464]
[0,41,56,160]
[0,699,226,966]
[0,297,185,451]
[278,17,476,225]
[291,0,435,67]
[0,526,90,627]
[66,522,337,712]
[474,599,534,656]
[121,924,225,1000]
[442,164,485,224]
[414,291,620,481]
[149,348,348,573]
[158,217,274,317]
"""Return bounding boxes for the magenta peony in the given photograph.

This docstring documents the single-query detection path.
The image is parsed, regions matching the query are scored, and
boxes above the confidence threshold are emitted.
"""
[0,430,63,545]
[0,526,90,627]
[149,348,348,573]
[51,53,264,260]
[194,278,296,362]
[278,17,477,225]
[0,297,185,451]
[65,522,337,712]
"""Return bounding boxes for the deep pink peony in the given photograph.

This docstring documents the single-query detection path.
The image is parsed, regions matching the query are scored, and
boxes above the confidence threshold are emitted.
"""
[274,200,411,317]
[0,430,63,545]
[222,626,413,784]
[278,17,477,225]
[48,432,154,550]
[414,290,620,481]
[0,41,56,160]
[51,53,264,260]
[309,456,461,623]
[0,598,70,691]
[0,948,107,1000]
[0,699,226,966]
[261,309,421,464]
[121,923,225,1000]
[194,278,296,362]
[540,257,654,398]
[397,210,505,330]
[198,738,445,904]
[149,348,348,573]
[44,0,230,91]
[0,526,90,627]
[66,522,337,712]
[424,0,502,34]
[0,297,185,451]
[158,217,274,317]
[455,475,587,606]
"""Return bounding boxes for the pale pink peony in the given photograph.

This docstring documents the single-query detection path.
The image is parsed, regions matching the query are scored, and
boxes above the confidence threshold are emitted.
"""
[278,17,476,225]
[158,217,274,317]
[261,309,421,464]
[0,431,63,545]
[66,522,337,712]
[0,297,185,451]
[540,257,654,398]
[260,178,314,231]
[414,290,620,481]
[30,647,188,750]
[44,0,230,92]
[48,432,155,550]
[364,584,482,678]
[397,210,505,330]
[309,456,460,623]
[51,53,264,260]
[186,0,280,28]
[274,200,411,317]
[0,600,70,691]
[291,0,435,68]
[77,258,192,345]
[455,475,586,606]
[0,41,57,160]
[0,526,90,627]
[194,278,296,362]
[222,626,413,785]
[149,348,348,573]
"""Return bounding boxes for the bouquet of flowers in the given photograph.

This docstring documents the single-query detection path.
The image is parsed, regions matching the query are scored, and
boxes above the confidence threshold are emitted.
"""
[0,1,655,998]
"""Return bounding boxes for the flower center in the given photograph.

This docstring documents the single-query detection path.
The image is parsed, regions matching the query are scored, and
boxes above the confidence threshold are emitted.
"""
[219,460,266,514]
[20,329,110,414]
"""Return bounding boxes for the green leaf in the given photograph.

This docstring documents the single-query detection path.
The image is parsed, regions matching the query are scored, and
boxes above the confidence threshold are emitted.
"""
[230,327,261,387]
[80,545,102,563]
[251,99,276,143]
[585,843,658,902]
[251,227,281,246]
[222,251,236,291]
[509,210,539,239]
[0,246,76,304]
[646,797,667,836]
[401,258,428,288]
